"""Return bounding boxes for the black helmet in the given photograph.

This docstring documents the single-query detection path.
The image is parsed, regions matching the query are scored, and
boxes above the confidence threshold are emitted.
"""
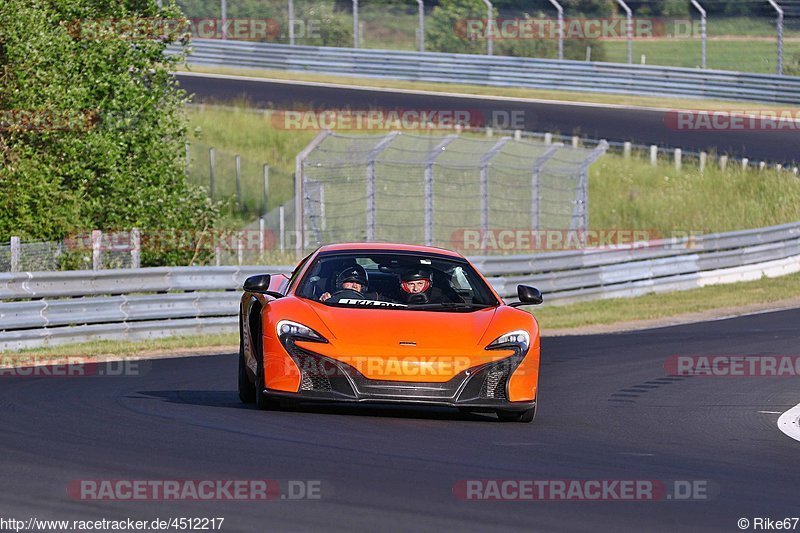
[401,269,432,282]
[336,265,368,291]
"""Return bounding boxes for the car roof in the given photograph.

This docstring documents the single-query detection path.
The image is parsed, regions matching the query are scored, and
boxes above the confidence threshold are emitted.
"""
[316,242,463,258]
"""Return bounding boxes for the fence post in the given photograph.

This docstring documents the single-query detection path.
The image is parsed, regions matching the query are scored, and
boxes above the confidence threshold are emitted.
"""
[719,155,728,170]
[131,228,141,269]
[544,133,552,145]
[424,135,458,246]
[259,218,266,258]
[480,137,511,235]
[417,0,425,52]
[699,151,707,174]
[353,0,359,48]
[571,136,579,148]
[235,154,242,209]
[768,0,784,75]
[531,144,562,231]
[690,0,707,68]
[92,230,102,270]
[547,0,564,60]
[288,0,295,45]
[295,130,332,258]
[365,132,399,241]
[268,163,269,216]
[674,148,682,172]
[221,0,227,39]
[209,147,215,198]
[482,0,493,55]
[236,232,243,266]
[742,158,749,170]
[10,236,20,273]
[617,0,633,64]
[573,141,609,242]
[650,145,658,166]
[279,205,286,252]
[623,141,631,159]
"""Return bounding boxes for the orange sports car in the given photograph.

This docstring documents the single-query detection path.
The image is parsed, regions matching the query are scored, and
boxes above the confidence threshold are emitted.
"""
[237,243,543,422]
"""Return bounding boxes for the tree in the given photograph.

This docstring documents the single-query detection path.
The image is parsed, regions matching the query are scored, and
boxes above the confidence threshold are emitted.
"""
[0,0,218,265]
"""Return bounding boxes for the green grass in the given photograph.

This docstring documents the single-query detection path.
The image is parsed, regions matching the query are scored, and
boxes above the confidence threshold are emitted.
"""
[604,39,800,72]
[1,333,238,360]
[360,5,420,51]
[589,153,800,235]
[534,269,800,330]
[186,104,316,219]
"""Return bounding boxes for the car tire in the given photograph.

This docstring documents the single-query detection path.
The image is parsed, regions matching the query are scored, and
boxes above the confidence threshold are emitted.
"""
[238,336,255,404]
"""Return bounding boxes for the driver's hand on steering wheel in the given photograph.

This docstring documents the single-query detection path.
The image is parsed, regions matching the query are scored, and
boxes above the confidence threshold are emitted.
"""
[320,292,332,302]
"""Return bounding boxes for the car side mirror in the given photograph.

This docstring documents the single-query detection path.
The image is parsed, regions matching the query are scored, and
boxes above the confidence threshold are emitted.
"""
[243,275,283,298]
[509,285,543,307]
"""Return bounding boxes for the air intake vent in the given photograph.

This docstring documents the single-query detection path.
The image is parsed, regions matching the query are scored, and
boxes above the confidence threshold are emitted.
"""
[480,367,508,399]
[300,372,333,392]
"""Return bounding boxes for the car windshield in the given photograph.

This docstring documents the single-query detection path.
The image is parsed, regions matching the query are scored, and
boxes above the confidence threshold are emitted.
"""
[296,251,499,310]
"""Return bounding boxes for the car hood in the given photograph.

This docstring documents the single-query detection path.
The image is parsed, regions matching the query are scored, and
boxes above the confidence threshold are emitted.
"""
[298,302,508,382]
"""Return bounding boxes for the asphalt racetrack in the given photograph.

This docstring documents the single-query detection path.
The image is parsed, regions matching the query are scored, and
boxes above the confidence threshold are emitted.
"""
[176,72,800,164]
[1,308,798,532]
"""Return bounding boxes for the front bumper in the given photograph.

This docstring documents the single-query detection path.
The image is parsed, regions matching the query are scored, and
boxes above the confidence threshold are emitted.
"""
[264,340,534,411]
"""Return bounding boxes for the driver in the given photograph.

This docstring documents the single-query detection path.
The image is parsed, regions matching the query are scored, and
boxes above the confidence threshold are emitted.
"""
[397,268,456,305]
[320,265,372,303]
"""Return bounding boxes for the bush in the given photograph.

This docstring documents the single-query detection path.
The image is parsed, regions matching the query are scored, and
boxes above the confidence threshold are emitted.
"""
[427,0,605,61]
[0,0,219,265]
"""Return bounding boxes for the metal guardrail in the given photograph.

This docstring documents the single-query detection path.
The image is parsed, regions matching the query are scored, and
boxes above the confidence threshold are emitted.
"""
[2,222,800,351]
[0,266,293,351]
[174,40,800,104]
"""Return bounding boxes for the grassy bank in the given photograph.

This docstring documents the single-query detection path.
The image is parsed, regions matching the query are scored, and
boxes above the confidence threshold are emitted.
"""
[186,105,800,235]
[603,39,800,72]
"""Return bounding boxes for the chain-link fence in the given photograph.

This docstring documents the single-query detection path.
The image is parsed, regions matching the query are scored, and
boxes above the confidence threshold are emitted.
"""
[173,0,799,74]
[296,131,607,254]
[186,140,265,216]
[0,233,136,273]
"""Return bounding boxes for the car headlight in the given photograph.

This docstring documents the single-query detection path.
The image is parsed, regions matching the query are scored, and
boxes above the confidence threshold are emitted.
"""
[486,330,530,353]
[276,320,327,343]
